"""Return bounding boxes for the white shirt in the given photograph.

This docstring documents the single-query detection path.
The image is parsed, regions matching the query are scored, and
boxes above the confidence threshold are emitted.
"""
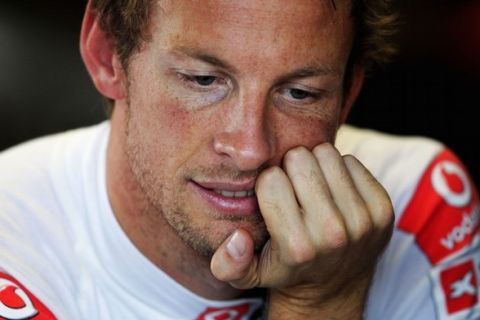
[0,122,478,319]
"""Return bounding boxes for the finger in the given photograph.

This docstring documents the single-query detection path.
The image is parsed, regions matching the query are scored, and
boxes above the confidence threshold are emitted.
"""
[256,166,306,249]
[210,229,259,289]
[282,146,346,245]
[256,166,315,274]
[343,155,394,232]
[313,143,372,241]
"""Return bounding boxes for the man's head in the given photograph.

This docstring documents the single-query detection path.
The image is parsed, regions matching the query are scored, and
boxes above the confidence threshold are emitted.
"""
[80,0,396,259]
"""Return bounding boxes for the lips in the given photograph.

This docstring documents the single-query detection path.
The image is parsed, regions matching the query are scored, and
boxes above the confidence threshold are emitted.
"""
[190,179,259,216]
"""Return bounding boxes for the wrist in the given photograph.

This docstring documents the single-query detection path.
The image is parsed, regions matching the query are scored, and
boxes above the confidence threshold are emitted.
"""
[266,276,372,320]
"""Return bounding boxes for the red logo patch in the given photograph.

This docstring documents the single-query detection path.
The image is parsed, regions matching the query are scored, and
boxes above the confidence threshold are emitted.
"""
[0,273,56,320]
[398,149,480,264]
[440,260,478,314]
[197,302,260,320]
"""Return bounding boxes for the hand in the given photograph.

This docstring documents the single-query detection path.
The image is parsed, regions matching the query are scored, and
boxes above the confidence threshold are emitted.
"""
[211,143,394,319]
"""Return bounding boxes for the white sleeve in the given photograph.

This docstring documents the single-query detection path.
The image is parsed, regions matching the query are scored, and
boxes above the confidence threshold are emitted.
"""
[365,231,438,319]
[366,148,480,320]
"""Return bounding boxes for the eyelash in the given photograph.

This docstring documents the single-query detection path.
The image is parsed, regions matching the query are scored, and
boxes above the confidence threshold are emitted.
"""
[177,73,226,90]
[278,87,323,105]
[289,88,319,100]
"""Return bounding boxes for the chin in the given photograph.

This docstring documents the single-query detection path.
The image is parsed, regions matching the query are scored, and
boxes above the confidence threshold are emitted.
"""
[175,216,269,258]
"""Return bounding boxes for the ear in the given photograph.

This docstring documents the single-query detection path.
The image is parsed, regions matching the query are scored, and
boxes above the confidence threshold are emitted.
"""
[80,2,126,101]
[339,64,365,125]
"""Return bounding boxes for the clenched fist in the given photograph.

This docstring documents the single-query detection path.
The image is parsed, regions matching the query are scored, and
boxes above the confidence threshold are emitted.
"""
[211,143,394,319]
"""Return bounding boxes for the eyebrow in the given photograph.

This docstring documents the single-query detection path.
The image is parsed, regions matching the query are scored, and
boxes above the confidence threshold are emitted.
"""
[173,46,338,81]
[276,66,339,84]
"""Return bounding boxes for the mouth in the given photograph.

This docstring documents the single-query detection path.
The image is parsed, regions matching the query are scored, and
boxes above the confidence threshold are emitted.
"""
[189,179,260,216]
[211,188,255,198]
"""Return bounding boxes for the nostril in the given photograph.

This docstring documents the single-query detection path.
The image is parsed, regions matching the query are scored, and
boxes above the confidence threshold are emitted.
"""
[213,132,236,157]
[213,134,272,171]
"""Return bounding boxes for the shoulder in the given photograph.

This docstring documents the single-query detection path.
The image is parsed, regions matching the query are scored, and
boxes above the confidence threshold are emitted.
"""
[340,126,480,319]
[0,121,110,246]
[336,125,450,227]
[0,121,110,205]
[393,141,480,318]
[0,121,110,240]
[337,125,478,263]
[0,121,110,180]
[0,122,110,319]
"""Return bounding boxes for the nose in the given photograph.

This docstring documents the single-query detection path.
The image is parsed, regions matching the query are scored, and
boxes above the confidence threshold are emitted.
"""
[213,95,274,172]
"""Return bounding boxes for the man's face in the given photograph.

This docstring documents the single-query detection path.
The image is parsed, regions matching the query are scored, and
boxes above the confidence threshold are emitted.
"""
[122,0,354,257]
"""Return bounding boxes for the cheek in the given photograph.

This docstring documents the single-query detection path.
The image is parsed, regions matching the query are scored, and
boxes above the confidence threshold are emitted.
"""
[271,105,342,158]
[129,93,197,171]
[280,119,335,149]
[127,67,217,173]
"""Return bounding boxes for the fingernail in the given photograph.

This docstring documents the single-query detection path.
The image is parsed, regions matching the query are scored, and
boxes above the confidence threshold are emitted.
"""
[226,231,245,259]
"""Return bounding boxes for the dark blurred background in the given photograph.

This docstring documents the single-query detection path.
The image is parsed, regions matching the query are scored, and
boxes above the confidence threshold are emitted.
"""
[0,1,104,149]
[1,1,479,184]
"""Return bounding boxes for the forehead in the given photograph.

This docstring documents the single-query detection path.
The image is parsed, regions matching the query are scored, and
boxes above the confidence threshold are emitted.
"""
[165,0,342,23]
[156,0,351,35]
[148,0,353,72]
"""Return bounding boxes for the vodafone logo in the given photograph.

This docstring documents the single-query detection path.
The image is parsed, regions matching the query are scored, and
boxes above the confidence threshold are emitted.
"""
[197,301,262,320]
[203,309,240,320]
[399,150,480,264]
[197,305,248,320]
[432,161,472,208]
[0,278,38,320]
[440,205,480,250]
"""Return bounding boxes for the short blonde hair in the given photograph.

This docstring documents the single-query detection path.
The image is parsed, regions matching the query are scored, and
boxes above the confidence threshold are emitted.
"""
[91,0,398,71]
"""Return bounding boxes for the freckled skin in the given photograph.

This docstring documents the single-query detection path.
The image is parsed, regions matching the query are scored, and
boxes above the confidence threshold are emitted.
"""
[107,0,357,299]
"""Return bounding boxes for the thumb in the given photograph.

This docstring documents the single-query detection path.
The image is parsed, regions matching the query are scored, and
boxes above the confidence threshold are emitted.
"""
[210,229,260,289]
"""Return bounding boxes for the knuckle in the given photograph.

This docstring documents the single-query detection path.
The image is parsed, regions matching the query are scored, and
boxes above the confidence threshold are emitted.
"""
[260,198,281,213]
[313,142,338,159]
[379,209,396,231]
[351,214,374,241]
[375,196,395,228]
[230,260,261,290]
[380,196,394,215]
[283,146,310,168]
[258,166,282,182]
[231,273,260,290]
[283,237,316,266]
[342,153,357,163]
[326,231,349,251]
[211,267,229,282]
[322,221,349,251]
[342,154,361,171]
[256,166,284,192]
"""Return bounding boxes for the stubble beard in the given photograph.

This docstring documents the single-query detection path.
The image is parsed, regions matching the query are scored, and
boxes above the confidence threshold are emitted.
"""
[124,104,269,259]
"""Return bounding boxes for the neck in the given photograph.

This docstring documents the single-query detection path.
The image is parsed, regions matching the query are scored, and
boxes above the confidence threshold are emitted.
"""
[105,106,242,300]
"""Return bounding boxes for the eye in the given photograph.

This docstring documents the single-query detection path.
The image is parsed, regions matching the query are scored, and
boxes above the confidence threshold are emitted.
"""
[174,71,231,107]
[279,86,320,103]
[273,85,327,112]
[193,75,217,86]
[289,88,313,100]
[177,72,228,90]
